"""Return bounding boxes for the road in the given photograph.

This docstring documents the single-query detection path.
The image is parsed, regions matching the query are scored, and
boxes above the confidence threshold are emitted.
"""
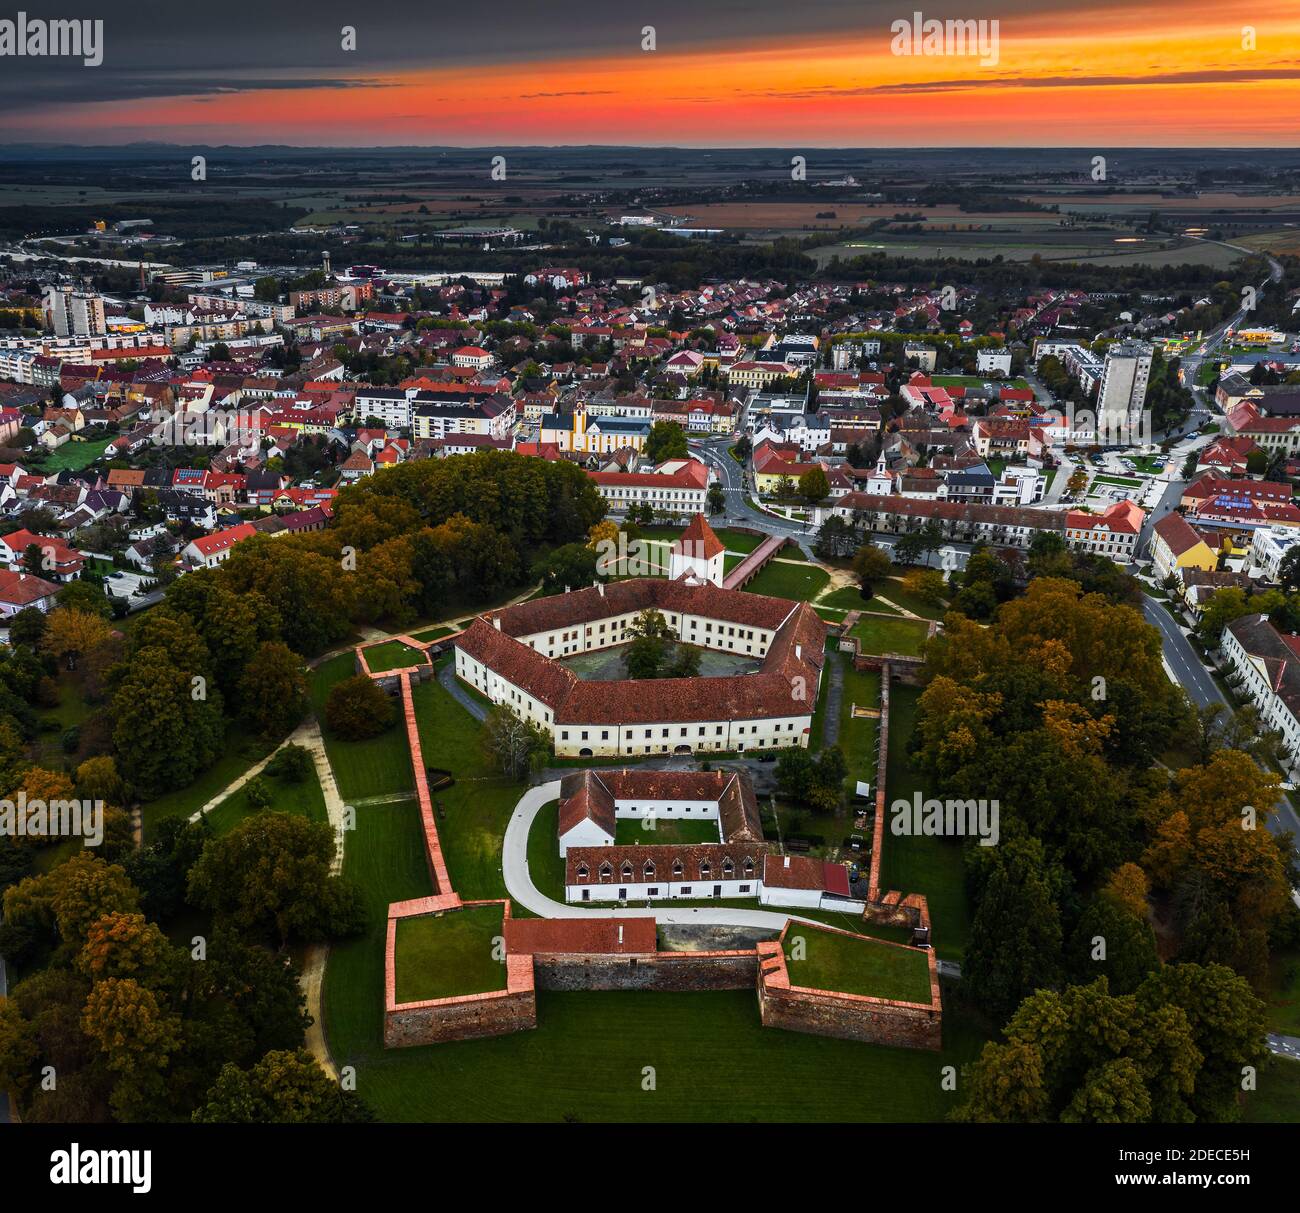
[690,437,818,553]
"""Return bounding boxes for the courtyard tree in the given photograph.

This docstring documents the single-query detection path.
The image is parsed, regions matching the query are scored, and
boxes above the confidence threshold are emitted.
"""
[324,675,395,740]
[480,705,550,779]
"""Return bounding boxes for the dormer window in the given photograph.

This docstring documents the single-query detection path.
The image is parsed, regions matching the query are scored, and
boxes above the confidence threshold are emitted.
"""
[700,861,711,878]
[722,859,734,878]
[598,862,613,883]
[577,863,590,881]
[743,858,754,877]
[621,862,634,881]
[643,860,656,879]
[671,860,684,878]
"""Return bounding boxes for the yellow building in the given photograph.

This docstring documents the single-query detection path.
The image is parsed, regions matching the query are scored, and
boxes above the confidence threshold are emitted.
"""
[1150,512,1217,582]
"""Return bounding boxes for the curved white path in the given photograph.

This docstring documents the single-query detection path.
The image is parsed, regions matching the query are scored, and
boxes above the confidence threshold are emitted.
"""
[503,780,827,932]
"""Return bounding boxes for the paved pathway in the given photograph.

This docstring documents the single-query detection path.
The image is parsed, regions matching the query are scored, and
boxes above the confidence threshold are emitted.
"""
[297,717,347,1082]
[1267,1032,1300,1061]
[820,650,845,749]
[438,660,488,722]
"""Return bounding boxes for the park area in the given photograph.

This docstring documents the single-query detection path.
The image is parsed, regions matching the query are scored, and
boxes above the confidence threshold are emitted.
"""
[784,926,933,1004]
[362,640,428,673]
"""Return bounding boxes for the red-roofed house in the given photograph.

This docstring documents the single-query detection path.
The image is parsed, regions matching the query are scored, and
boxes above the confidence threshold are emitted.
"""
[181,522,257,569]
[0,530,84,581]
[1064,499,1144,561]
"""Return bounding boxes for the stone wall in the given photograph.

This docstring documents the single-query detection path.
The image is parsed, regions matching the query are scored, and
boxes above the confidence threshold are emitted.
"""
[384,953,537,1048]
[754,936,942,1051]
[533,948,757,992]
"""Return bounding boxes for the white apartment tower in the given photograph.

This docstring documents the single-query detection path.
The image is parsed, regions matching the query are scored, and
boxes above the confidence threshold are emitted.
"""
[1096,341,1153,438]
[43,285,106,337]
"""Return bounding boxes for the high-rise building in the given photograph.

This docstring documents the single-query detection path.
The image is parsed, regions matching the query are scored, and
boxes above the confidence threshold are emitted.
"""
[43,285,106,337]
[1097,340,1153,436]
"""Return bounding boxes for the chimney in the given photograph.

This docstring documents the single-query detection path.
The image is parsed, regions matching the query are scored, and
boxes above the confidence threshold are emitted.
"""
[617,924,623,946]
[784,855,791,869]
[596,581,605,597]
[795,644,802,660]
[493,616,501,631]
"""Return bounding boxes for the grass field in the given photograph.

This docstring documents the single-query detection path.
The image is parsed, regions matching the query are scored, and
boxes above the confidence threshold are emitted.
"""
[742,562,830,602]
[839,664,882,796]
[363,640,428,673]
[875,578,950,621]
[851,615,930,657]
[394,904,507,1003]
[819,585,901,614]
[877,684,971,961]
[202,766,328,836]
[410,626,455,643]
[785,926,933,1003]
[409,674,523,902]
[34,436,113,472]
[615,817,721,846]
[1091,474,1144,488]
[310,653,414,802]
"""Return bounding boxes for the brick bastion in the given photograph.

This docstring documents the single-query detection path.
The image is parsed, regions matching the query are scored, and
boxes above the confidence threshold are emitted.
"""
[756,921,942,1051]
[384,905,942,1050]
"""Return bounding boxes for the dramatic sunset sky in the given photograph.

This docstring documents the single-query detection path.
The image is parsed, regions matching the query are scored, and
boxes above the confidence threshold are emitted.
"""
[4,0,1299,145]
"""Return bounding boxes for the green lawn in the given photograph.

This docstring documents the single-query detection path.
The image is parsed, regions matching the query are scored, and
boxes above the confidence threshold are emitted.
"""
[322,796,435,1055]
[394,904,507,1003]
[410,626,455,644]
[310,653,414,802]
[877,684,972,961]
[851,615,930,657]
[742,562,830,602]
[36,436,113,472]
[409,674,523,902]
[363,640,428,673]
[820,585,902,614]
[875,578,949,621]
[1091,474,1143,488]
[202,766,328,836]
[839,664,881,796]
[785,926,933,1003]
[526,797,567,902]
[615,817,721,846]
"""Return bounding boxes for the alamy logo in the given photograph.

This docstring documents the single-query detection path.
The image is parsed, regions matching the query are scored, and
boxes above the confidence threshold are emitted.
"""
[50,1144,151,1194]
[890,12,999,67]
[891,791,1000,846]
[0,12,103,65]
[0,793,104,846]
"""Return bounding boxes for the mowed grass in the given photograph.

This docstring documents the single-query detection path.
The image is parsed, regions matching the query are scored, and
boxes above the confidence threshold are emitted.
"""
[363,640,428,673]
[327,981,987,1122]
[527,796,567,902]
[322,796,435,1056]
[203,766,328,836]
[410,626,455,644]
[743,561,830,602]
[785,927,933,1004]
[394,904,507,1003]
[310,653,414,802]
[840,664,881,795]
[851,615,930,657]
[875,578,950,621]
[409,673,522,902]
[877,684,972,962]
[820,585,902,614]
[615,817,721,845]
